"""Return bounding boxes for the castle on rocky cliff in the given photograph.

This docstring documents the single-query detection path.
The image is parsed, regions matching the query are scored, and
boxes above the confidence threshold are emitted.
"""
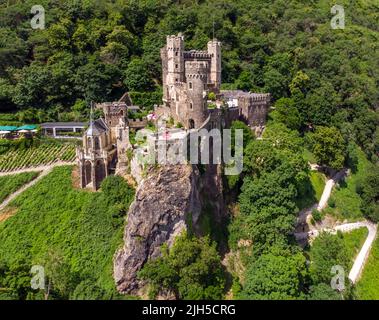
[76,34,271,190]
[158,34,270,131]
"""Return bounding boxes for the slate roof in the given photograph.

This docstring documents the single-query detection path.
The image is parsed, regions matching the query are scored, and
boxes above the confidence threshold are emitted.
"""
[86,118,108,136]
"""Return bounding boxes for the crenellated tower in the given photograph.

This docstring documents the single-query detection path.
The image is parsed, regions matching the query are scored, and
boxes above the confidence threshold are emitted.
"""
[185,61,209,129]
[207,39,222,91]
[161,34,184,102]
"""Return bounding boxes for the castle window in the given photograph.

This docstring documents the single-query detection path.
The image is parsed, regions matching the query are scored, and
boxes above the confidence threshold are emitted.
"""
[175,51,178,56]
[190,103,193,109]
[175,78,178,82]
[189,82,193,89]
[94,137,100,150]
[175,64,178,69]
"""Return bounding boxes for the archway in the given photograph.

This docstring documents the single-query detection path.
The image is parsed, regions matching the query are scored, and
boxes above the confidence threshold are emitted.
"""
[94,137,100,150]
[188,119,195,129]
[87,137,92,150]
[95,160,106,190]
[84,161,92,186]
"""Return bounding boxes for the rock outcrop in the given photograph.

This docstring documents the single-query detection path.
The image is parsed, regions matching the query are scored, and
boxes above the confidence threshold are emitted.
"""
[114,164,201,294]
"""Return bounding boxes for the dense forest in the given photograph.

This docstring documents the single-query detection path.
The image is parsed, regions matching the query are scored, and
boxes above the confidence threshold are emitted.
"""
[0,0,378,300]
[0,0,378,161]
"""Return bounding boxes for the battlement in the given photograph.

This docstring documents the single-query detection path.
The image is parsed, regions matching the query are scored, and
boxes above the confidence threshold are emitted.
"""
[185,61,209,75]
[221,90,271,102]
[166,34,184,41]
[186,74,208,79]
[183,50,212,59]
[173,82,186,88]
[166,34,184,51]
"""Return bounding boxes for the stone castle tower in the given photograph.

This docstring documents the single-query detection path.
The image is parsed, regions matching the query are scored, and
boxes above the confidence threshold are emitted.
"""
[161,34,222,129]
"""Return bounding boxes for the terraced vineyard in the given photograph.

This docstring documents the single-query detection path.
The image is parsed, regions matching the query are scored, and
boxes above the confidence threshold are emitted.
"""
[0,143,76,172]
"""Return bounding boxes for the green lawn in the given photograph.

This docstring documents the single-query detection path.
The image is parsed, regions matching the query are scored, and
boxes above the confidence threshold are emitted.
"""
[0,171,40,203]
[0,166,134,299]
[325,148,371,220]
[356,236,379,299]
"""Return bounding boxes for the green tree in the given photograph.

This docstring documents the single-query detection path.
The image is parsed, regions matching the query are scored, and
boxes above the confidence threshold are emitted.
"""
[309,126,346,170]
[309,232,350,285]
[124,58,154,92]
[307,283,342,300]
[273,97,302,130]
[357,167,379,222]
[138,233,225,300]
[241,245,307,300]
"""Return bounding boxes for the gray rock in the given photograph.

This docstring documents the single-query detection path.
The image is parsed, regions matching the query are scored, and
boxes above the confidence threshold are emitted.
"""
[113,164,201,294]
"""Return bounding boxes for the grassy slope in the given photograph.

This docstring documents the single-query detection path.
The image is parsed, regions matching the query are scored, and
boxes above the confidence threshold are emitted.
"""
[356,236,379,299]
[0,166,131,298]
[0,171,39,203]
[342,228,368,269]
[297,170,326,211]
[325,148,371,220]
[310,171,326,202]
[306,228,368,277]
[0,142,76,171]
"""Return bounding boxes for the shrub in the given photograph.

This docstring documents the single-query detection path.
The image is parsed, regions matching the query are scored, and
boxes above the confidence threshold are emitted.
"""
[312,209,322,222]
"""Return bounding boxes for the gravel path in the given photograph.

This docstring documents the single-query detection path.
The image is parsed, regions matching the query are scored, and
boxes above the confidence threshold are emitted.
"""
[297,221,377,284]
[295,165,377,284]
[297,168,347,225]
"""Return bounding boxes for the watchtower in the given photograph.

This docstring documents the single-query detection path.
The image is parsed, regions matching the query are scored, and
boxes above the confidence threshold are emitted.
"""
[185,61,209,129]
[161,34,184,102]
[207,39,222,91]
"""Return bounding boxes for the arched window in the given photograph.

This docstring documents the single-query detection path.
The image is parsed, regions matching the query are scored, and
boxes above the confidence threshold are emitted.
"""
[94,137,100,150]
[87,137,92,149]
[188,119,195,129]
[189,103,193,110]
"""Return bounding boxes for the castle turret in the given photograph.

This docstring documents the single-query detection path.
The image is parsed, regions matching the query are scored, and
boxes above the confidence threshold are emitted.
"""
[161,34,184,102]
[207,39,222,91]
[185,61,209,129]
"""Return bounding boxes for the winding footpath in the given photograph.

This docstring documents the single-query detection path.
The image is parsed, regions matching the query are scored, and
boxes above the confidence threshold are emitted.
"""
[0,161,75,213]
[295,166,378,284]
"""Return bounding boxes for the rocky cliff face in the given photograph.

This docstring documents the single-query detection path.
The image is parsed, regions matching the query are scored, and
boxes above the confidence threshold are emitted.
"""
[114,164,201,294]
